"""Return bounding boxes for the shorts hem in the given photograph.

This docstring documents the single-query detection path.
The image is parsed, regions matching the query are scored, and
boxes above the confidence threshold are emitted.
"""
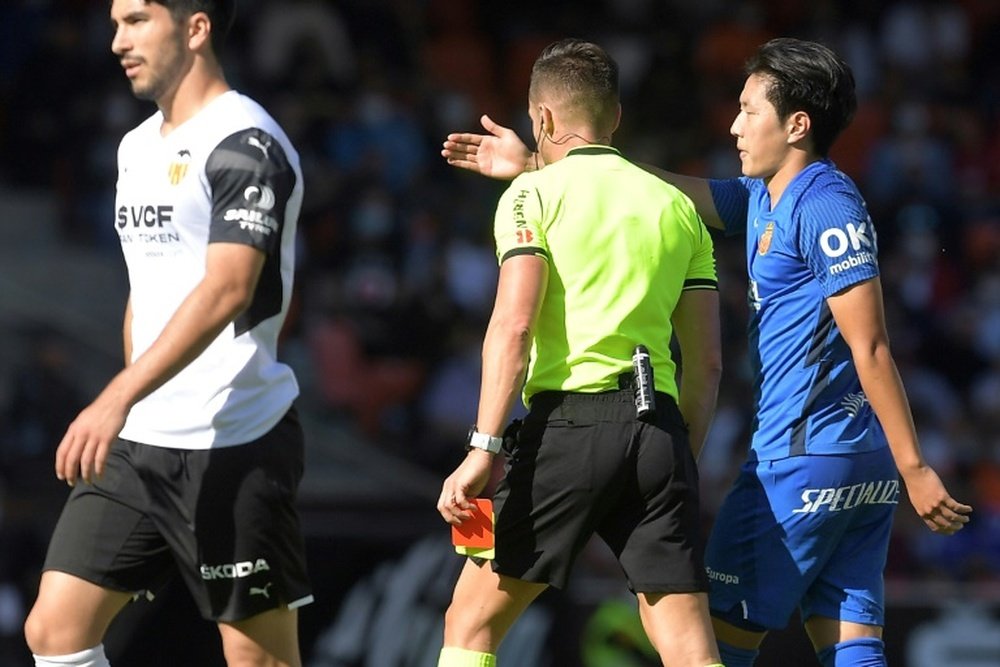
[287,594,314,610]
[710,606,770,633]
[633,582,709,595]
[490,562,566,590]
[40,565,138,596]
[802,609,883,628]
[212,593,315,623]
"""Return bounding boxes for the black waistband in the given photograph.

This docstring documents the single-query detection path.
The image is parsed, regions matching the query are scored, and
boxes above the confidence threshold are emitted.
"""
[529,387,675,409]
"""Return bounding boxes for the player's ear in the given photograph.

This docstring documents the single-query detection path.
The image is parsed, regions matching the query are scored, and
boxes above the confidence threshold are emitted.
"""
[787,110,810,145]
[187,11,212,51]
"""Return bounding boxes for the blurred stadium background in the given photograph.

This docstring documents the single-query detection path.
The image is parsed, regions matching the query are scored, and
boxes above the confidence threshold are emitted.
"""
[0,0,998,665]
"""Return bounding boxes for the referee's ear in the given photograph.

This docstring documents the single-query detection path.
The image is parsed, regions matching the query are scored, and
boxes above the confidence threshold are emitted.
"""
[539,105,554,137]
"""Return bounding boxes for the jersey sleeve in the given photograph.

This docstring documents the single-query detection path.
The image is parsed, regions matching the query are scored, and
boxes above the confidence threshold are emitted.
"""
[205,128,297,253]
[796,186,880,297]
[494,176,549,264]
[685,220,719,291]
[708,176,752,237]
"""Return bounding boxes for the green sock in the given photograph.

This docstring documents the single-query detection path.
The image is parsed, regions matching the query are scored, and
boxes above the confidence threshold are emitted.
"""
[437,646,497,667]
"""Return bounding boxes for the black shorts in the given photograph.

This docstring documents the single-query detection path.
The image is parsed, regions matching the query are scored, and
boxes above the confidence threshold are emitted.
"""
[491,389,708,594]
[43,407,312,622]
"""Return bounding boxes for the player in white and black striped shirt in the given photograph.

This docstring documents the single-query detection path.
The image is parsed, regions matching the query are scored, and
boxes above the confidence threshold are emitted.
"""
[24,2,312,666]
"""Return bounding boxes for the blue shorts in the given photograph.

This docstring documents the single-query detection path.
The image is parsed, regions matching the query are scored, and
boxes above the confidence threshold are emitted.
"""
[704,447,898,630]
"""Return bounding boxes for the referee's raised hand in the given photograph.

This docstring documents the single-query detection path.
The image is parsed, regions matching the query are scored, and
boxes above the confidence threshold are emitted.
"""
[437,449,494,525]
[441,114,534,180]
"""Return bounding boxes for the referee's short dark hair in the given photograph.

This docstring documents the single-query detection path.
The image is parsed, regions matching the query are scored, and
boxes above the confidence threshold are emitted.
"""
[150,0,237,52]
[529,38,620,134]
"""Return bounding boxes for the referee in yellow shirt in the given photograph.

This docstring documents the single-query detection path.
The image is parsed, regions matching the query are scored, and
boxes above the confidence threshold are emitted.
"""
[436,38,724,667]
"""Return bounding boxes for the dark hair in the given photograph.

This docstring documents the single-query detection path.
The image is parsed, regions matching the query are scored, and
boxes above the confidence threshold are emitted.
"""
[150,0,236,51]
[745,38,857,156]
[529,38,619,132]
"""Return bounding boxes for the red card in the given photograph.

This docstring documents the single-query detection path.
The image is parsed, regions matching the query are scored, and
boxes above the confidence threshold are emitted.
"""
[451,498,494,548]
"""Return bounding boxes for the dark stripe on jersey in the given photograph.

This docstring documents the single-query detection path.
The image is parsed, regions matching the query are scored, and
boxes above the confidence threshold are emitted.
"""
[683,278,718,290]
[566,146,621,157]
[501,246,548,263]
[790,302,836,455]
[206,128,297,336]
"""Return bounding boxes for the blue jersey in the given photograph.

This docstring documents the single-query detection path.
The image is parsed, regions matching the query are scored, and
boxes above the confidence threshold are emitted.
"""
[709,159,887,460]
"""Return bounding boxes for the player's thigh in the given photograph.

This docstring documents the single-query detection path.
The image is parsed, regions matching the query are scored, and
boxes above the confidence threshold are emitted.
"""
[638,591,717,662]
[30,444,174,654]
[804,615,882,653]
[25,571,134,655]
[42,444,175,594]
[218,607,301,667]
[711,617,767,651]
[444,558,547,649]
[492,399,618,588]
[165,412,312,622]
[705,458,835,631]
[801,449,897,630]
[608,412,706,594]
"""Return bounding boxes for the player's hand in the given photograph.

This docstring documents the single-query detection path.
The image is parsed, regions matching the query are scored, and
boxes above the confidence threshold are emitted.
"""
[55,391,128,487]
[442,114,534,180]
[437,450,494,525]
[900,464,972,535]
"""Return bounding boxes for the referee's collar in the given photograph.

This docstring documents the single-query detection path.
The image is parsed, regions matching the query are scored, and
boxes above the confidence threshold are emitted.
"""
[566,145,621,157]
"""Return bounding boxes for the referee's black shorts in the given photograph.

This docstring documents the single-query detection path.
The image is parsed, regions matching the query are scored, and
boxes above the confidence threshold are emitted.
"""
[43,407,313,622]
[490,388,709,594]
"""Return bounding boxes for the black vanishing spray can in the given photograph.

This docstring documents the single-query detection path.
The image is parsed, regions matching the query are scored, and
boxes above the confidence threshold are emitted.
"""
[632,345,656,419]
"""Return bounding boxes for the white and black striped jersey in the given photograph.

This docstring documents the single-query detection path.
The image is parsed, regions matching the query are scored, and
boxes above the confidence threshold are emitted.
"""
[115,90,302,449]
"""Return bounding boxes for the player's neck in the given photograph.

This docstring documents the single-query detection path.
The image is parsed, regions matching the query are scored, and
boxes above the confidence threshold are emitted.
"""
[157,61,231,136]
[764,150,818,209]
[540,128,606,165]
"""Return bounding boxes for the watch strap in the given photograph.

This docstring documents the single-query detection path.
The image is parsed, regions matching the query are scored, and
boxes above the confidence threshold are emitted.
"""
[466,428,503,454]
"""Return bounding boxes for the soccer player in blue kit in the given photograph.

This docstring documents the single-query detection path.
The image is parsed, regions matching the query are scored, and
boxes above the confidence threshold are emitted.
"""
[440,37,972,667]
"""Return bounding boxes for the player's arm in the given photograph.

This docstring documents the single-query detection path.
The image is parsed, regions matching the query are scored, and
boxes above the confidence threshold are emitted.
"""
[55,243,266,486]
[637,166,724,231]
[671,287,722,460]
[827,278,972,533]
[123,296,133,366]
[438,253,548,524]
[57,128,293,487]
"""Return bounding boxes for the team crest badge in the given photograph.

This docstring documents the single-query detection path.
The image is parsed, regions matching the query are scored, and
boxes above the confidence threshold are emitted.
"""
[168,149,192,185]
[758,222,774,255]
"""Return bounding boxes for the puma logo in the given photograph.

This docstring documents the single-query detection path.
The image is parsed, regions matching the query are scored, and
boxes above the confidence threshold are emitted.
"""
[247,135,271,159]
[249,582,273,599]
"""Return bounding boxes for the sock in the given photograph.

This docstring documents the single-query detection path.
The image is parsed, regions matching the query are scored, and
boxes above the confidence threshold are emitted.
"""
[816,637,886,667]
[717,639,759,667]
[438,646,497,667]
[33,645,110,667]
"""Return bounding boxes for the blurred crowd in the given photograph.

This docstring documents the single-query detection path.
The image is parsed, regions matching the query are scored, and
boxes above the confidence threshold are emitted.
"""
[1,0,999,649]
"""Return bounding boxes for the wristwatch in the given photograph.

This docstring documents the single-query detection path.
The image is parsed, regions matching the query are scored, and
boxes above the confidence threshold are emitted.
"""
[466,427,503,454]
